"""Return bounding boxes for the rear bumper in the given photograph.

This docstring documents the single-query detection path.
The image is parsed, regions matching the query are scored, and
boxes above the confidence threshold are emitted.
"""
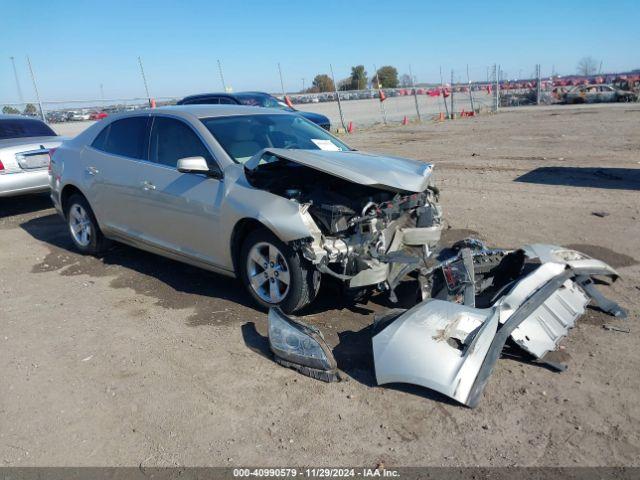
[0,170,49,197]
[50,186,64,218]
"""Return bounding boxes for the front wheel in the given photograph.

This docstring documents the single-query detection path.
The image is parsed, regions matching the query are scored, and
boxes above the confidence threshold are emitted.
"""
[65,194,108,255]
[239,228,320,313]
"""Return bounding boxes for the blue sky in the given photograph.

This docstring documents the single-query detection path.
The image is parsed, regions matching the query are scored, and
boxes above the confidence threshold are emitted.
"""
[2,0,639,102]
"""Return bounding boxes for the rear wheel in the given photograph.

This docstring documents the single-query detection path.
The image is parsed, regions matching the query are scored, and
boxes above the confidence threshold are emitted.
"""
[65,194,108,255]
[239,228,320,313]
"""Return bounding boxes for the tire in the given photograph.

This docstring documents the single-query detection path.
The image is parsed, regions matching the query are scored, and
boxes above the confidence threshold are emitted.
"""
[239,228,320,313]
[65,194,108,255]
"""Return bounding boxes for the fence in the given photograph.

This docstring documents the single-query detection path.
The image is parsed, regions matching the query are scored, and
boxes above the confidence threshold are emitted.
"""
[3,62,636,132]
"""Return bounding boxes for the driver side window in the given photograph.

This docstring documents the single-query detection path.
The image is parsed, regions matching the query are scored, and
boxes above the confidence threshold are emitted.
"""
[149,117,214,169]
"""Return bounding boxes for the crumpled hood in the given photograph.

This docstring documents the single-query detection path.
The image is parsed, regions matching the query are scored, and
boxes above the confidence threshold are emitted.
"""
[246,148,434,193]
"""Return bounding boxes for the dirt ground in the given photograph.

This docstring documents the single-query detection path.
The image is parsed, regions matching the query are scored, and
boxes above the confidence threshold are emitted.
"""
[1,104,639,467]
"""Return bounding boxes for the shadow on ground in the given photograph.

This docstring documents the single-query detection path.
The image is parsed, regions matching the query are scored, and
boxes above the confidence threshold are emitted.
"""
[20,213,257,324]
[0,193,52,219]
[241,317,461,406]
[515,167,640,190]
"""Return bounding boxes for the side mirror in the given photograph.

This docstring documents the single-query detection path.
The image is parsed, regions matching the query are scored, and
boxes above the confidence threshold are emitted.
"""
[177,156,222,178]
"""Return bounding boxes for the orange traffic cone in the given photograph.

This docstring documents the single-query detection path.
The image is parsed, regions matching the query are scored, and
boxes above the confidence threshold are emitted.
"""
[401,116,408,125]
[379,89,386,102]
[284,95,294,108]
[347,121,354,133]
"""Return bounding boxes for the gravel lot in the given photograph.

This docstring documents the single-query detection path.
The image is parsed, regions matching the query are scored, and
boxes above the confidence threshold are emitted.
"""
[1,104,639,467]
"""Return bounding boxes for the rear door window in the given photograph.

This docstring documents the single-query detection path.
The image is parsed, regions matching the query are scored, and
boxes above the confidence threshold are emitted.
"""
[148,116,213,168]
[189,97,219,105]
[91,117,149,159]
[0,118,56,140]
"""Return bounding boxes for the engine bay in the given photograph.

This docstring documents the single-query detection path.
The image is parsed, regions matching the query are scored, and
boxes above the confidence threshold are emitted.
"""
[245,155,443,294]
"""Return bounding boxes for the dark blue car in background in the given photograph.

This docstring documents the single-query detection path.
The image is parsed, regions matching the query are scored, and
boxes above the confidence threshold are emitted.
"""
[176,91,331,130]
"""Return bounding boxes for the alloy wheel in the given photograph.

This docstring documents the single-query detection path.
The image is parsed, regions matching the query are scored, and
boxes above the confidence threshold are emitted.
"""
[246,241,291,303]
[69,204,92,247]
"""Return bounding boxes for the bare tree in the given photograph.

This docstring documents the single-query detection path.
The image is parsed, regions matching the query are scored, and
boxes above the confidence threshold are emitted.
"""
[399,73,413,87]
[577,57,598,76]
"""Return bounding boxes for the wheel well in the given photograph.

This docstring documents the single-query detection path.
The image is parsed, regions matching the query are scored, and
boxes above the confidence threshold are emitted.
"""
[60,185,84,217]
[230,218,268,274]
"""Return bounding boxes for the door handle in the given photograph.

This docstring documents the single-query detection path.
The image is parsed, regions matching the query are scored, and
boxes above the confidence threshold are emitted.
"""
[86,166,99,176]
[141,180,156,191]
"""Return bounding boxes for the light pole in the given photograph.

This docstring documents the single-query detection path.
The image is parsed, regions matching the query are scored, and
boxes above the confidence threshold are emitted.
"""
[10,56,24,103]
[26,56,46,122]
[137,56,151,105]
[277,63,285,96]
[217,59,227,91]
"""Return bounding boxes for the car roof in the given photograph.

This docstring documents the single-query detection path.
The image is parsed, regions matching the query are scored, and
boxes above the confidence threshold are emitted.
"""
[178,91,275,102]
[146,104,291,119]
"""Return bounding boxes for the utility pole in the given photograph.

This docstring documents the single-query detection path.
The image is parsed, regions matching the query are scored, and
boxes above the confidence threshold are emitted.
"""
[467,64,475,112]
[10,56,24,103]
[100,83,105,107]
[450,69,455,119]
[277,63,285,96]
[137,56,151,105]
[301,78,305,93]
[217,59,227,91]
[26,56,46,122]
[439,66,449,119]
[374,64,387,125]
[329,64,346,131]
[493,64,500,113]
[409,64,421,121]
[535,64,541,105]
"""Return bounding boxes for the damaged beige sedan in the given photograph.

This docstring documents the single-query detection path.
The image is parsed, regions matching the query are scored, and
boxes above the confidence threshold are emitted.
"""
[50,105,442,312]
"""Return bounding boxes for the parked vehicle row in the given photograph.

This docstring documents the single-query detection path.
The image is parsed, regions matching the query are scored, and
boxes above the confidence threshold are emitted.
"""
[46,110,109,123]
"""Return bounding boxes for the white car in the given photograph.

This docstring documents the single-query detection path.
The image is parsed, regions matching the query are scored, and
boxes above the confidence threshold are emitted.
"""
[0,115,64,197]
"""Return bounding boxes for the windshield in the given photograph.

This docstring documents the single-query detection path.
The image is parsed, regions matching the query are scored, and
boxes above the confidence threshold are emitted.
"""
[0,118,56,140]
[201,114,350,163]
[235,93,293,111]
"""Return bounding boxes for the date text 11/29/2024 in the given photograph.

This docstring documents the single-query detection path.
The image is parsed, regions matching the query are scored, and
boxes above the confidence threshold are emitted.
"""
[233,468,399,477]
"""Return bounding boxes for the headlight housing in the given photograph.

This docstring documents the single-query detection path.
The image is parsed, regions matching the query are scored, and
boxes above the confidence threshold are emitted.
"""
[268,308,338,382]
[552,249,590,262]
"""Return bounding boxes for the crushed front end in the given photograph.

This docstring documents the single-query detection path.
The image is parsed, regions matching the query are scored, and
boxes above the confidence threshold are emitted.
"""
[244,150,443,299]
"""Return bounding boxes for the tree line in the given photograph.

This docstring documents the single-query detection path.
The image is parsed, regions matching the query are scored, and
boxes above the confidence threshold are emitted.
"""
[2,104,37,116]
[307,65,414,93]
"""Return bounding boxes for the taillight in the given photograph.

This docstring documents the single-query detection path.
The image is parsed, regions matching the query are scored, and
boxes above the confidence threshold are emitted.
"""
[48,148,58,173]
[0,159,4,172]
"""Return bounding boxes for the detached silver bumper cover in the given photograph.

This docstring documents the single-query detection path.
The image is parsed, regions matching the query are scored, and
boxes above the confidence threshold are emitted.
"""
[372,244,626,407]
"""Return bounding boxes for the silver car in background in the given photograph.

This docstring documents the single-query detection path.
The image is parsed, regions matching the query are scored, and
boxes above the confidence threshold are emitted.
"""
[50,105,442,312]
[0,115,64,197]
